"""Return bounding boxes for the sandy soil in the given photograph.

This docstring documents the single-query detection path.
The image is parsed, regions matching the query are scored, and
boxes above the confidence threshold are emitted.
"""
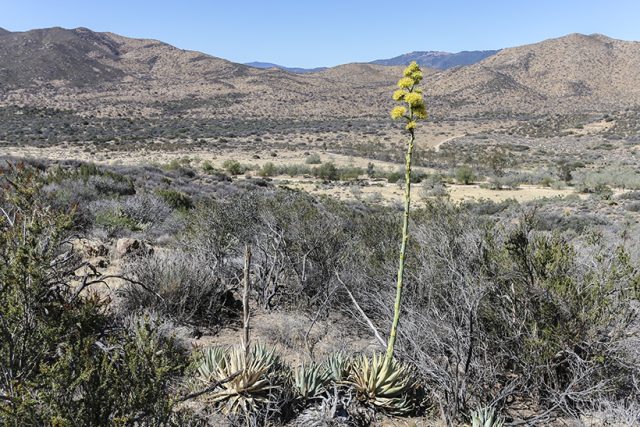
[284,179,578,206]
[2,143,581,205]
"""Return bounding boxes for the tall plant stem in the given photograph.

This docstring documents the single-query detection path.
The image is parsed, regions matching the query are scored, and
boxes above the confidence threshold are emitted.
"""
[385,129,415,367]
[242,244,252,362]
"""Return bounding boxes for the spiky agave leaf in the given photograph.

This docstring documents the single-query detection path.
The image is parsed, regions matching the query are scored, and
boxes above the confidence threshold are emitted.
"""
[293,362,330,400]
[471,406,504,427]
[197,344,283,414]
[346,353,416,415]
[323,351,351,382]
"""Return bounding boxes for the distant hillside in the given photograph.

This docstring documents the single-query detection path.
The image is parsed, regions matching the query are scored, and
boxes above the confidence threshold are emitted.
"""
[247,50,498,73]
[426,33,640,114]
[0,27,125,87]
[0,26,255,89]
[370,50,499,69]
[1,27,639,120]
[245,62,327,74]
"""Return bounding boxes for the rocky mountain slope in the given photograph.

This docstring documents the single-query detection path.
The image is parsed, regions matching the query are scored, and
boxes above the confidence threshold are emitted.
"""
[1,28,639,120]
[427,33,640,115]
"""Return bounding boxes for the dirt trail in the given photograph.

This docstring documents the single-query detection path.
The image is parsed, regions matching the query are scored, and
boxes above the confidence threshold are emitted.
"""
[432,134,464,152]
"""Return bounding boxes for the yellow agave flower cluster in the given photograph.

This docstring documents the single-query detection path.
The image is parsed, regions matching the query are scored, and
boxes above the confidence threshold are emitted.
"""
[390,61,427,131]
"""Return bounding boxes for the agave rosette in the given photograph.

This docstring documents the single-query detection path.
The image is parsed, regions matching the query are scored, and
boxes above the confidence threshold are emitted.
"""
[347,353,416,415]
[197,344,282,414]
[471,406,505,427]
[293,362,330,400]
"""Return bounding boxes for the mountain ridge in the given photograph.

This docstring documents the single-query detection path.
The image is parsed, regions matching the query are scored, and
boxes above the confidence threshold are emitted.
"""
[370,49,500,69]
[244,62,327,74]
[246,50,500,73]
[1,27,639,120]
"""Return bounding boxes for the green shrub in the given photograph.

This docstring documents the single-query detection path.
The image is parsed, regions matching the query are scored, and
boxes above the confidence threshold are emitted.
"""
[222,159,245,175]
[338,165,363,181]
[201,160,215,173]
[259,161,278,177]
[94,207,142,234]
[280,163,312,177]
[156,188,194,211]
[367,162,375,177]
[305,153,322,164]
[387,171,403,183]
[39,317,185,426]
[455,165,475,185]
[0,166,184,425]
[314,162,338,181]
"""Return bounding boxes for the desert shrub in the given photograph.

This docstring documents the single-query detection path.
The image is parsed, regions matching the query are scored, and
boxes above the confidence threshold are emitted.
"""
[186,189,350,310]
[574,166,640,192]
[535,212,610,233]
[464,198,517,216]
[186,191,259,266]
[421,174,448,198]
[486,170,555,190]
[389,202,497,422]
[122,192,173,227]
[625,201,640,212]
[156,188,194,211]
[456,165,476,184]
[47,162,134,194]
[86,193,183,241]
[367,162,375,177]
[43,165,134,210]
[386,171,403,183]
[489,218,639,412]
[619,190,640,200]
[201,160,215,173]
[121,251,233,326]
[305,153,322,164]
[338,165,363,181]
[223,159,247,176]
[0,165,184,425]
[486,174,521,190]
[540,175,554,187]
[38,317,186,426]
[481,148,510,177]
[92,200,143,235]
[278,163,312,177]
[88,174,136,196]
[250,191,349,309]
[259,161,278,177]
[314,162,339,181]
[346,201,640,423]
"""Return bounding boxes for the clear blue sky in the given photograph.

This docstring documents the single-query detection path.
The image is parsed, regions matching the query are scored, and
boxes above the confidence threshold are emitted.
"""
[3,0,640,68]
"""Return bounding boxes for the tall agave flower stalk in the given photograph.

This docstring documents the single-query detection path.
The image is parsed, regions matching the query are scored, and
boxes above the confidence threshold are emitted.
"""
[385,62,427,368]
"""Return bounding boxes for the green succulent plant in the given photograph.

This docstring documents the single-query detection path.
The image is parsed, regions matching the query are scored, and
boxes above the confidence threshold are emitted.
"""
[323,351,351,382]
[293,362,330,400]
[471,406,505,427]
[347,353,416,415]
[197,343,283,414]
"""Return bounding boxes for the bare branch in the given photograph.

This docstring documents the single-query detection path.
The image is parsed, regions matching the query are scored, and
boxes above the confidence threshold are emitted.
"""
[177,370,242,402]
[335,271,386,348]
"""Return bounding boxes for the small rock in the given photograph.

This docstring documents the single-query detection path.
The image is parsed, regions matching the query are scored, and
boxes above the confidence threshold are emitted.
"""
[115,238,153,258]
[78,238,109,257]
